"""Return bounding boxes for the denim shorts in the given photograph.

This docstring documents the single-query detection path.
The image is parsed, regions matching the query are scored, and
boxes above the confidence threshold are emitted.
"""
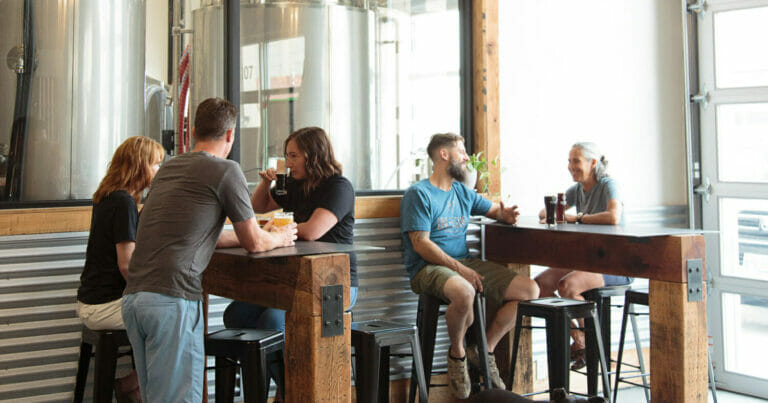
[603,274,633,287]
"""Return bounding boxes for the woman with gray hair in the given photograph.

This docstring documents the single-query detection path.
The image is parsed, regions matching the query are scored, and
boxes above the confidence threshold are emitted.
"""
[536,142,631,369]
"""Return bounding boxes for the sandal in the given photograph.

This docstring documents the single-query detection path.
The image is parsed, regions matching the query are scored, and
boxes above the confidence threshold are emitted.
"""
[569,348,586,370]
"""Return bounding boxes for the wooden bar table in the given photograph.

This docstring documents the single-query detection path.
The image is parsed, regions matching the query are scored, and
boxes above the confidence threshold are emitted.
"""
[483,218,709,402]
[202,241,381,402]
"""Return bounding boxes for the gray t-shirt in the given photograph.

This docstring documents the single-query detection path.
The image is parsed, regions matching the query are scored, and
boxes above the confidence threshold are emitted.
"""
[565,177,624,224]
[124,151,254,300]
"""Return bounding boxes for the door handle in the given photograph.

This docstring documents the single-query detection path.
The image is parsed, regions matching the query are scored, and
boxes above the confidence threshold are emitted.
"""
[694,177,711,203]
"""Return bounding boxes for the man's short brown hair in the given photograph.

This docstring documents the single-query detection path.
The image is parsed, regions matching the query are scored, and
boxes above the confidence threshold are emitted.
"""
[194,98,239,141]
[427,133,463,161]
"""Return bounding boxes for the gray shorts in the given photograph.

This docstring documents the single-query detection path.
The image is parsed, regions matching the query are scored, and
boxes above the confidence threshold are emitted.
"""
[410,257,519,306]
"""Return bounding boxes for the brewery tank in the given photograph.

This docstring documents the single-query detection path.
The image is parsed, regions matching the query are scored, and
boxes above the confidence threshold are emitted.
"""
[191,0,374,189]
[0,0,145,202]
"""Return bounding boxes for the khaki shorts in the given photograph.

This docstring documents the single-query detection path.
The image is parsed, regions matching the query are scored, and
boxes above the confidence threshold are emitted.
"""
[76,298,125,330]
[410,257,518,306]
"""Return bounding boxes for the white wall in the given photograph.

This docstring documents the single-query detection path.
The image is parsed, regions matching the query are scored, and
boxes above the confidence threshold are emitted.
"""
[498,1,689,217]
[146,0,169,83]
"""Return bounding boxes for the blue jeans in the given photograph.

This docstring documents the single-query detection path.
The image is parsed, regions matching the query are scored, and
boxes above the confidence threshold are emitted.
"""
[122,292,204,403]
[603,274,633,287]
[223,286,358,331]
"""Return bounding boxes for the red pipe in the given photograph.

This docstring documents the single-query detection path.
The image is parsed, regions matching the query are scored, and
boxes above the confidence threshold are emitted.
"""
[178,44,190,154]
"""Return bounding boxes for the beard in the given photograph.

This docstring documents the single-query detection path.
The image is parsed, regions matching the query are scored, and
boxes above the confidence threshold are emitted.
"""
[448,158,467,182]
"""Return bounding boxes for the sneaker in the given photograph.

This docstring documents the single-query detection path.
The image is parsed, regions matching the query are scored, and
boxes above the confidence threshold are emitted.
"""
[447,352,471,399]
[466,345,506,389]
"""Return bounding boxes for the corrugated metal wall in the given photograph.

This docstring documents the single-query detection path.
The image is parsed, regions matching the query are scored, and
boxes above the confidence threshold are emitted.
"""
[0,206,685,401]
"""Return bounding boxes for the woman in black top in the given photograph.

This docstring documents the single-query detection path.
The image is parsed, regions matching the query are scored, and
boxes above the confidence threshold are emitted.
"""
[224,127,357,331]
[77,136,165,329]
[76,136,163,399]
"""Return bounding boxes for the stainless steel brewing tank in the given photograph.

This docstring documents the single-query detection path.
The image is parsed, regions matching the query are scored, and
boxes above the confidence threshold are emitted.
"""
[191,1,374,189]
[0,0,145,201]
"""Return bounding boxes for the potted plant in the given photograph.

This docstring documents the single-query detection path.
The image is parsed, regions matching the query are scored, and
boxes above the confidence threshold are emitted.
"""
[465,152,496,193]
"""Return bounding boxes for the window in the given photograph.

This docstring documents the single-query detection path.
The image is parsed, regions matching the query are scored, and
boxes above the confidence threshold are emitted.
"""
[192,0,466,193]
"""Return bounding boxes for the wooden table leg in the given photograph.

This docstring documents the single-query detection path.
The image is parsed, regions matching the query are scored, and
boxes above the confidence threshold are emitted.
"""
[649,280,708,402]
[285,310,351,402]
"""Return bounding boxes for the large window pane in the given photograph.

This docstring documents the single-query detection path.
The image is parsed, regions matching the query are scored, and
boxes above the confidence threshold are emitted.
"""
[719,198,768,281]
[722,292,768,380]
[714,7,768,88]
[0,1,146,204]
[716,103,768,183]
[209,0,462,192]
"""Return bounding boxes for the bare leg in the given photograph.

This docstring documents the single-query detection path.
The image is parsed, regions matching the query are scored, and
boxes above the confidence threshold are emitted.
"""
[557,271,605,349]
[442,275,476,358]
[486,276,539,352]
[534,268,573,298]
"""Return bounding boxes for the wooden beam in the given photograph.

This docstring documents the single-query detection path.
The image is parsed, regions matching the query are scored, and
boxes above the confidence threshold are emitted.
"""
[203,253,351,316]
[1,196,404,236]
[485,225,706,283]
[354,195,401,219]
[0,206,91,236]
[285,311,352,402]
[472,0,501,195]
[649,280,708,402]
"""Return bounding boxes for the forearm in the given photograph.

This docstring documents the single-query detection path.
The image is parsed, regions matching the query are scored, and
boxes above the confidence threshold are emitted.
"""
[580,210,620,225]
[216,230,240,248]
[413,239,464,272]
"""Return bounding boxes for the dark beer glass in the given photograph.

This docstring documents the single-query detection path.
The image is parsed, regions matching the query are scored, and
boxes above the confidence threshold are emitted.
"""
[544,195,556,225]
[275,173,287,196]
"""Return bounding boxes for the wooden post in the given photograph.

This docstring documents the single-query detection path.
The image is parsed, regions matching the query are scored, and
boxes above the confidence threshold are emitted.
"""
[203,252,351,402]
[649,280,708,402]
[472,0,501,195]
[488,263,534,394]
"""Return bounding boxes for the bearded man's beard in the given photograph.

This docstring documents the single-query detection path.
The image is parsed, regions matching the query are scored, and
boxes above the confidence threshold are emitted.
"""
[448,159,467,182]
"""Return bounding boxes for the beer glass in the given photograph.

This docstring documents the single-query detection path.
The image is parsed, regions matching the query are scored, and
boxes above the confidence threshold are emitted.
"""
[274,211,294,227]
[275,158,287,196]
[544,195,556,225]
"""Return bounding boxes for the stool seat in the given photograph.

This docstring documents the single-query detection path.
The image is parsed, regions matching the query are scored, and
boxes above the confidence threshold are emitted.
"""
[74,326,133,403]
[509,297,611,402]
[207,328,283,346]
[351,320,428,403]
[205,328,285,403]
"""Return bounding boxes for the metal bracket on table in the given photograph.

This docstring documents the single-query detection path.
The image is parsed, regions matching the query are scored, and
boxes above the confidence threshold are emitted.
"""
[687,259,703,302]
[321,285,344,337]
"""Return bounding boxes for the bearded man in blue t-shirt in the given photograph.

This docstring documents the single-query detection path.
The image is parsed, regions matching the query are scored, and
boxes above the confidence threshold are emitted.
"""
[401,133,540,399]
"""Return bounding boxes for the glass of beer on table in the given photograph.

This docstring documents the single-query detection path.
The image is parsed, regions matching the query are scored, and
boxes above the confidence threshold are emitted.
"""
[274,211,293,227]
[255,215,271,227]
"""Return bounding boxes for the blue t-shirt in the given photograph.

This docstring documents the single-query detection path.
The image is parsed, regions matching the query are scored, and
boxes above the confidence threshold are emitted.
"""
[565,177,624,224]
[401,179,493,279]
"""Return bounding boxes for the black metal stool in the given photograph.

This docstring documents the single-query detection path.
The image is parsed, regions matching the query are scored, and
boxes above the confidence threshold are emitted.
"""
[205,328,285,403]
[581,285,631,391]
[613,290,718,403]
[73,326,133,403]
[509,297,611,402]
[408,292,492,403]
[351,320,428,403]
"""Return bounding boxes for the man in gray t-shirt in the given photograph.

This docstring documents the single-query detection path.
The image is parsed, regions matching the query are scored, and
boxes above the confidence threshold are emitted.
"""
[122,98,297,402]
